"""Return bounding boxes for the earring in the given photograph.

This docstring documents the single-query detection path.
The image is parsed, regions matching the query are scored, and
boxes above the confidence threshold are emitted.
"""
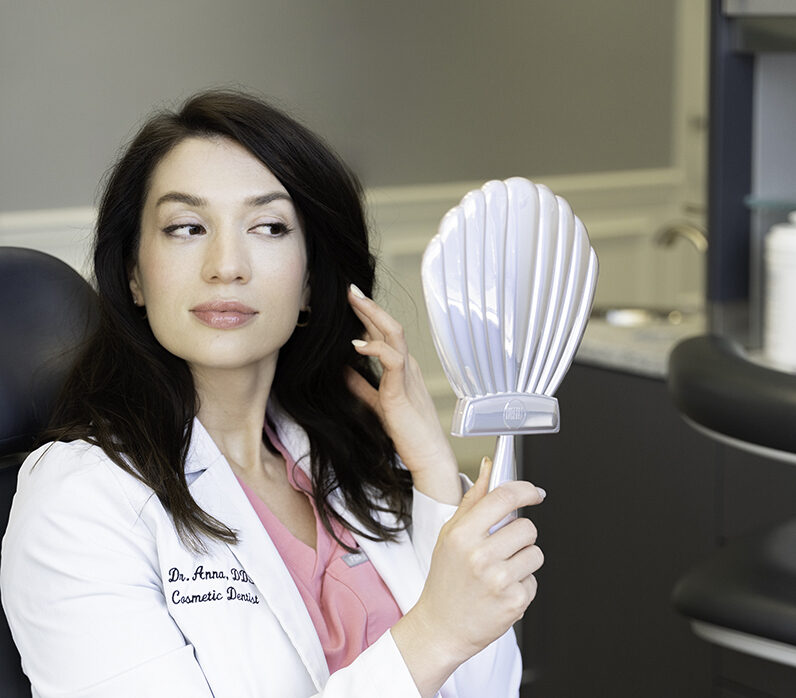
[132,296,147,319]
[296,306,311,328]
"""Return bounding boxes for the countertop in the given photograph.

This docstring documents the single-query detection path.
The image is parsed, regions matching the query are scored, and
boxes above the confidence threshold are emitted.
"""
[575,310,707,379]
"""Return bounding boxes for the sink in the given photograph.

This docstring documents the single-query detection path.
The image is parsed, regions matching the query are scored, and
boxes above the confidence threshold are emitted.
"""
[579,306,707,377]
[590,306,700,328]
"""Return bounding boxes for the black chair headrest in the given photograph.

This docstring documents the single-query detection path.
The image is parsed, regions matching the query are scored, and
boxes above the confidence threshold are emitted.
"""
[668,334,796,455]
[0,247,99,456]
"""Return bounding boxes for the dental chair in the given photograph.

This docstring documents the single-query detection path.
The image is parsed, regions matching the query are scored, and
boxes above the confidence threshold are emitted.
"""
[668,335,796,670]
[0,247,99,697]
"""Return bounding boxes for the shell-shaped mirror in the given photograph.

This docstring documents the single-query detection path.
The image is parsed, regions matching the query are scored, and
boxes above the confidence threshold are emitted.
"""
[422,178,598,502]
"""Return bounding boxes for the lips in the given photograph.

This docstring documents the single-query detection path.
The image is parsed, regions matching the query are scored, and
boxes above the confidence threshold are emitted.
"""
[190,300,258,329]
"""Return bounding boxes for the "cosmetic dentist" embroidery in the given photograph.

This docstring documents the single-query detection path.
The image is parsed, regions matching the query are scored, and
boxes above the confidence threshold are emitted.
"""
[166,565,260,606]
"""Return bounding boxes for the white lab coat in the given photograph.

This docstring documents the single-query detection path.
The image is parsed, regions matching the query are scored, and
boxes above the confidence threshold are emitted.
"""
[1,405,521,698]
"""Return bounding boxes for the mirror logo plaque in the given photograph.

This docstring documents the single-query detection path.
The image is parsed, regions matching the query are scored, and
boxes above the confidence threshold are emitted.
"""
[421,178,598,527]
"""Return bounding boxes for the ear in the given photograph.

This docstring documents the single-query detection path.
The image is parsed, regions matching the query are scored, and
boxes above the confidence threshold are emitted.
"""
[129,266,144,306]
[301,276,311,308]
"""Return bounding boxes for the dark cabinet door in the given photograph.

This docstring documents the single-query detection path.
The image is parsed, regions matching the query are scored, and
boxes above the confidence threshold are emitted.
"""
[520,363,716,698]
[715,634,796,697]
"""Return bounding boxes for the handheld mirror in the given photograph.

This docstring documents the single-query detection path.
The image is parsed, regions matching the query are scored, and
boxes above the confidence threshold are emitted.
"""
[421,178,598,526]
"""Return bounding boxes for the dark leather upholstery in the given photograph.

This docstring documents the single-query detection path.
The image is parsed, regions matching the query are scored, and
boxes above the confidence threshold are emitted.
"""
[0,247,99,696]
[668,333,796,663]
[668,334,796,454]
[673,518,796,647]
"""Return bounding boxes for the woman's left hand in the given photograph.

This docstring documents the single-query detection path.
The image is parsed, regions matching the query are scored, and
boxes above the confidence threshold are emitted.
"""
[346,284,462,505]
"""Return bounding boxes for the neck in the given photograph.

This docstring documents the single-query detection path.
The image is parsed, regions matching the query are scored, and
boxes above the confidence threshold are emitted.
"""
[192,362,275,474]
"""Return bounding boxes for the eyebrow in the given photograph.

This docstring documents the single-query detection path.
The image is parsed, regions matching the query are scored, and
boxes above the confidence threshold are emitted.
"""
[154,191,293,208]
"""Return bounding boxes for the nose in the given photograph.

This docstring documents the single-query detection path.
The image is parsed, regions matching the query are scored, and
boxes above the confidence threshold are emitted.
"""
[201,230,251,284]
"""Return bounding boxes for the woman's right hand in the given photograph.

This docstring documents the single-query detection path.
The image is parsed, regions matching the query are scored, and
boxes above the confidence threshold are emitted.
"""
[391,457,545,697]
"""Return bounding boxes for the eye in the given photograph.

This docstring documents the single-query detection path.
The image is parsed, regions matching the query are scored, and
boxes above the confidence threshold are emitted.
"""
[250,222,293,237]
[163,223,205,237]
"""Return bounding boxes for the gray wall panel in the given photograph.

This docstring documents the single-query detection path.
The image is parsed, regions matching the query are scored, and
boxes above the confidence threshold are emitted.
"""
[0,0,675,210]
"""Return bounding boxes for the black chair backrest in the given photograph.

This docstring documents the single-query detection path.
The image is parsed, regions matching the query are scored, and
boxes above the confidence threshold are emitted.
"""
[0,247,99,696]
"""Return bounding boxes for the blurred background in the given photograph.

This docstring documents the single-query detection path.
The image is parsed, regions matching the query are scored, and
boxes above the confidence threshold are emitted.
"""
[0,0,700,204]
[0,0,709,473]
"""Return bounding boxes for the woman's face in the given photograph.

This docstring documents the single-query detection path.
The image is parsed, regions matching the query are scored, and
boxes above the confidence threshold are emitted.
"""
[129,136,309,377]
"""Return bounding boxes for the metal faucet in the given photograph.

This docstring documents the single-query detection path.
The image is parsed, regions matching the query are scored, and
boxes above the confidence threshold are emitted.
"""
[654,222,708,253]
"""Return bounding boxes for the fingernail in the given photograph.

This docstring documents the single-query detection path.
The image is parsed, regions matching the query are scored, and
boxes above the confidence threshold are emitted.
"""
[351,339,368,348]
[349,283,366,299]
[536,487,547,500]
[480,456,492,474]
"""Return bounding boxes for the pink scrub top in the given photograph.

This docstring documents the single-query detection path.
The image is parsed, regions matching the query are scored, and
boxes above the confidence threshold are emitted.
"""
[234,425,403,673]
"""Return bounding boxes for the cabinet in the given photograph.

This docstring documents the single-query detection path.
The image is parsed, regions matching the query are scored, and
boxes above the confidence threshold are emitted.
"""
[707,0,796,346]
[658,2,796,694]
[518,362,796,697]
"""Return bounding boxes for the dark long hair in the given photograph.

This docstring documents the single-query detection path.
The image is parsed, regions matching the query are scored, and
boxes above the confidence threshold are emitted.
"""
[44,90,412,551]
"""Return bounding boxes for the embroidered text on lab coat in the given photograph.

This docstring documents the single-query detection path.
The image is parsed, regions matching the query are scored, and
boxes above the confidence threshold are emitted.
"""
[167,565,261,605]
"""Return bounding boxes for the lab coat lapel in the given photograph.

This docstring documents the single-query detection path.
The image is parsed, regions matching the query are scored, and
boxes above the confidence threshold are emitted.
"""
[185,419,330,691]
[345,507,427,615]
[267,406,427,616]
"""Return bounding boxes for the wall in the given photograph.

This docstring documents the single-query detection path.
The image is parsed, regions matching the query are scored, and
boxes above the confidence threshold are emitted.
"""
[0,0,675,210]
[0,0,704,474]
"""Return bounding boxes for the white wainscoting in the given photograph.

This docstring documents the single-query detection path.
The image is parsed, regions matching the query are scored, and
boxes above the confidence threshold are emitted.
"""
[0,168,702,475]
[0,207,95,278]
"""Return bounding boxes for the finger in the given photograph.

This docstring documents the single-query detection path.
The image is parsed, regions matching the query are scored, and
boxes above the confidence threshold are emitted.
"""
[471,455,493,501]
[351,339,406,375]
[454,456,492,517]
[505,544,544,580]
[349,295,384,343]
[345,367,379,412]
[486,515,538,559]
[520,574,538,607]
[484,547,543,600]
[348,285,384,342]
[348,285,408,353]
[464,481,545,537]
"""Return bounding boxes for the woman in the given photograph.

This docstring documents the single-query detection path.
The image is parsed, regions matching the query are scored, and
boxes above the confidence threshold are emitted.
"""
[0,91,544,698]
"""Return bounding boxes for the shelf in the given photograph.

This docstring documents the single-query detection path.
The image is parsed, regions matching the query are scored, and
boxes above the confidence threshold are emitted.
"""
[730,16,796,52]
[744,196,796,211]
[724,0,796,17]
